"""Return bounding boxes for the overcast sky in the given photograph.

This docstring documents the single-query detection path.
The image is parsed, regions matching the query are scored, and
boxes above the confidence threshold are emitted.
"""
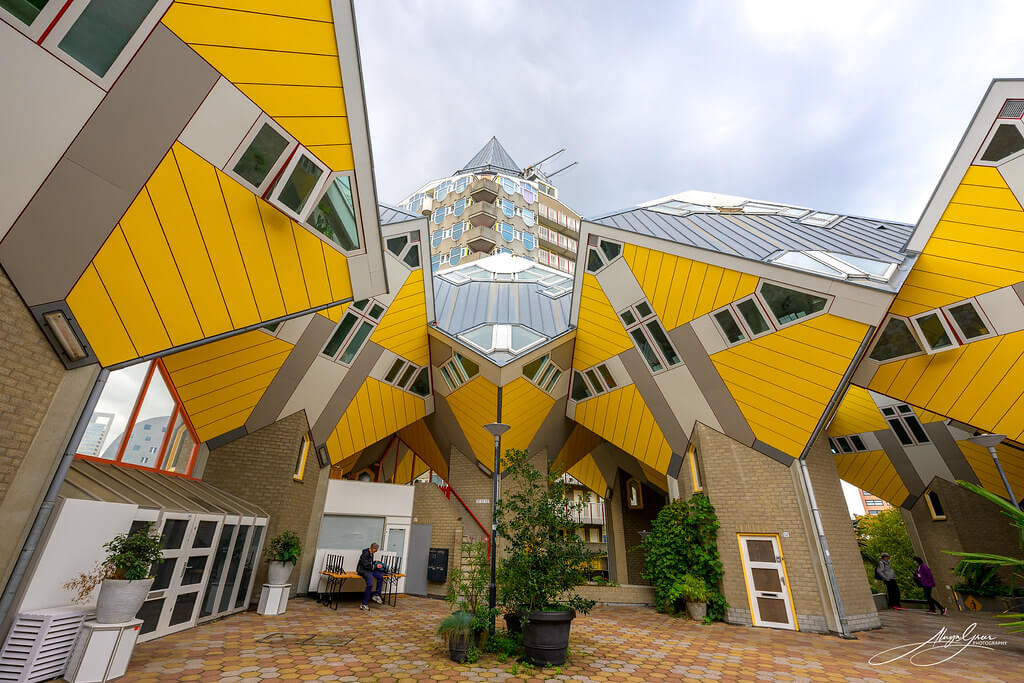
[355,0,1024,223]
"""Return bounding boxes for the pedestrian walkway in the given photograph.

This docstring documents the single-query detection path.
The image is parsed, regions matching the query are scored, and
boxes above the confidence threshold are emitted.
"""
[124,596,1024,681]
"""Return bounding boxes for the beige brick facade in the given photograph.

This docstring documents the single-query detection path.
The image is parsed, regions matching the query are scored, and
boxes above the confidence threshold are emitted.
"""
[411,481,465,597]
[201,411,330,599]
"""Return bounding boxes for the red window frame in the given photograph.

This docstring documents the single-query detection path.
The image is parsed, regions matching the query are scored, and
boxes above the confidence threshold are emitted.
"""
[74,359,201,479]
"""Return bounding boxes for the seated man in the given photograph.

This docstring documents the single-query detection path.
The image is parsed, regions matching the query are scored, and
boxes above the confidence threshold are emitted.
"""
[357,543,384,610]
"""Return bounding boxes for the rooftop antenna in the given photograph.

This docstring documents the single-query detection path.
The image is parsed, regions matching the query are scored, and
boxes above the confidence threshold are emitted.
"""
[546,160,578,179]
[526,148,565,173]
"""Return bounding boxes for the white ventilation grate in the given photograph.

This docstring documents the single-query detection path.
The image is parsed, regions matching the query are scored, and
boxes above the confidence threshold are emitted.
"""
[0,607,92,682]
[998,100,1024,119]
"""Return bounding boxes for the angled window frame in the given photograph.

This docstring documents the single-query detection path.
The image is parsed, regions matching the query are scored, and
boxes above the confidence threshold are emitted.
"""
[1,0,67,42]
[619,299,681,373]
[294,433,311,481]
[910,309,959,354]
[687,444,703,493]
[941,298,995,344]
[303,170,364,255]
[924,489,946,520]
[755,280,833,330]
[268,146,332,223]
[974,119,1024,167]
[320,300,382,366]
[224,113,297,197]
[39,0,174,90]
[880,404,931,446]
[868,314,925,362]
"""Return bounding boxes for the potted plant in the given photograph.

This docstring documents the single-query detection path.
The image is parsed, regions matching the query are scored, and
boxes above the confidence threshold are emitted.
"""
[437,610,474,662]
[265,531,302,584]
[496,449,598,666]
[64,523,163,624]
[669,574,711,622]
[446,540,494,644]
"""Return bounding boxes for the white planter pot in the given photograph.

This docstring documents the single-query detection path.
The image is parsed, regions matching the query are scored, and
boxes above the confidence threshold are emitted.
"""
[267,561,293,585]
[686,600,707,622]
[95,578,154,624]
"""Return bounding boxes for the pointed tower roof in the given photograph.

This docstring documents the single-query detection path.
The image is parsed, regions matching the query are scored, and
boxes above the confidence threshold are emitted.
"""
[456,136,522,177]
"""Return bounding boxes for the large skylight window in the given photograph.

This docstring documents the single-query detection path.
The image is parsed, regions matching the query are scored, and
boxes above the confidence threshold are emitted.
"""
[771,250,897,282]
[458,324,545,355]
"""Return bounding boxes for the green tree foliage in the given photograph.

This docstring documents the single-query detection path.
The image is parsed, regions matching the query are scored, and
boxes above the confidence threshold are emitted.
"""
[855,508,923,600]
[446,540,495,631]
[495,449,599,615]
[638,494,727,621]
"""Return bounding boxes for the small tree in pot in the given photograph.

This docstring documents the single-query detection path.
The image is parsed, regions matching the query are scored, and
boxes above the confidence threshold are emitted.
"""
[437,610,475,663]
[496,449,598,666]
[445,540,495,645]
[64,523,164,624]
[265,531,302,584]
[668,574,712,622]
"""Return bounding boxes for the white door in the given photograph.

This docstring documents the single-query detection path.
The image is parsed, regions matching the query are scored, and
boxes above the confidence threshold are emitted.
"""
[383,525,409,593]
[739,535,796,630]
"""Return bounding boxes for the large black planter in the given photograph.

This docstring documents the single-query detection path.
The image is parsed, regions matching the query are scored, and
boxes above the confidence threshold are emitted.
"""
[522,609,575,666]
[448,633,470,663]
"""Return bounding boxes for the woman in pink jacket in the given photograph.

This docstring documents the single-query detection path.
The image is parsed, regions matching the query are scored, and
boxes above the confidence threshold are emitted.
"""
[913,556,947,615]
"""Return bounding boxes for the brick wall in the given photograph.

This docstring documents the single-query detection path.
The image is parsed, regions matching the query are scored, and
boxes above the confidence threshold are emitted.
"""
[909,476,1023,602]
[694,423,827,630]
[619,473,664,585]
[201,411,328,600]
[803,436,880,628]
[411,481,464,597]
[448,447,494,536]
[0,269,65,506]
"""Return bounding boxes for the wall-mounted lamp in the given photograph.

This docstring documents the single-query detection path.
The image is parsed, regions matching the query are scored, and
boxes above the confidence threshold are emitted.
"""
[42,310,87,362]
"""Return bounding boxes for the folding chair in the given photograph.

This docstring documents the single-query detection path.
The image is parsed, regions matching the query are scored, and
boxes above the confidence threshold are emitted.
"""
[319,554,345,609]
[382,554,403,607]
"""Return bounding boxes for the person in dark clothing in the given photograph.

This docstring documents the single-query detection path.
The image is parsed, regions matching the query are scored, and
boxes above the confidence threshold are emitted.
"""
[914,556,947,615]
[877,552,903,609]
[357,543,384,610]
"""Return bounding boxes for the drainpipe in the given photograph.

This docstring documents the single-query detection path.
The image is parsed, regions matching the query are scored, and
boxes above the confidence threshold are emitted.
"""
[0,369,109,625]
[798,458,853,639]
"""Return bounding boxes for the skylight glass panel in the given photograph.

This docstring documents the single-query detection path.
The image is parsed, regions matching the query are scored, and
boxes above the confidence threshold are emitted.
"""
[461,325,495,351]
[509,325,544,352]
[773,251,844,277]
[779,207,809,218]
[824,252,896,279]
[799,212,839,227]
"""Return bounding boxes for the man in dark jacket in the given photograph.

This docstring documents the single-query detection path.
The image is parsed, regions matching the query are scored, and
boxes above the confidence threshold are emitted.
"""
[358,543,384,610]
[914,556,947,615]
[877,552,902,610]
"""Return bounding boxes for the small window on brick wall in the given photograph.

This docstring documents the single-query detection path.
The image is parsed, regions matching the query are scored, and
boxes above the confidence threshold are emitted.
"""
[294,433,311,481]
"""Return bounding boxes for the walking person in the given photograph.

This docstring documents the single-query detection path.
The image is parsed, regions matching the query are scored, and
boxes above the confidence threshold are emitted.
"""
[357,543,384,610]
[876,552,903,610]
[913,556,947,615]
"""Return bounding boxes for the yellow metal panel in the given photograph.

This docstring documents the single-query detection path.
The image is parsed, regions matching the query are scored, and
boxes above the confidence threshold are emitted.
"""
[968,345,1024,429]
[950,183,1022,211]
[931,221,1024,253]
[951,332,1024,424]
[399,419,447,480]
[958,440,1024,504]
[195,408,257,443]
[162,4,338,55]
[835,450,909,505]
[574,385,673,474]
[218,176,286,320]
[995,393,1024,442]
[163,329,270,372]
[326,378,427,462]
[552,425,603,474]
[147,151,233,337]
[661,258,690,330]
[500,378,556,456]
[118,190,202,346]
[189,45,342,87]
[292,228,332,307]
[712,346,833,403]
[735,272,759,299]
[257,202,309,314]
[167,335,284,388]
[165,0,334,22]
[650,254,676,323]
[679,261,706,324]
[66,265,137,366]
[904,350,962,408]
[174,347,290,402]
[866,359,905,396]
[370,271,429,366]
[446,376,499,465]
[235,84,346,119]
[274,117,350,147]
[174,145,261,329]
[827,385,890,436]
[961,165,1006,187]
[567,454,607,497]
[92,227,171,357]
[715,364,822,426]
[190,386,266,430]
[184,368,281,414]
[322,244,353,302]
[306,144,355,172]
[693,264,724,320]
[573,274,633,369]
[713,268,741,309]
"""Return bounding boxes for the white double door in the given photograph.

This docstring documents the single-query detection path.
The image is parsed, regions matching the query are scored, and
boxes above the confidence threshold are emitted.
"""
[739,534,796,630]
[139,513,221,641]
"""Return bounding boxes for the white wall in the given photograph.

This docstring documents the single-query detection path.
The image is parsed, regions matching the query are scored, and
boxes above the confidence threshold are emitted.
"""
[322,479,414,519]
[19,499,138,612]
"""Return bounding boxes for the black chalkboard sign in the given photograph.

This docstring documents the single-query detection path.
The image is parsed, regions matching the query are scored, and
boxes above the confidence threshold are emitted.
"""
[427,547,449,582]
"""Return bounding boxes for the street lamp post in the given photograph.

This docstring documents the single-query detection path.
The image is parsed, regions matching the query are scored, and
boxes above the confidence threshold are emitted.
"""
[966,433,1020,511]
[483,421,510,633]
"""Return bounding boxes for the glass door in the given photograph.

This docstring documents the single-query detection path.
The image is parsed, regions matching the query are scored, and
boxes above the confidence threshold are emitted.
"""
[198,516,237,622]
[138,512,190,640]
[217,518,253,614]
[383,525,409,592]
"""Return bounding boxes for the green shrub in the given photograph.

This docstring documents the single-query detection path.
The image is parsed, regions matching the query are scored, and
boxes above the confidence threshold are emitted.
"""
[639,493,727,620]
[668,574,711,604]
[484,628,522,657]
[265,531,302,565]
[446,540,495,632]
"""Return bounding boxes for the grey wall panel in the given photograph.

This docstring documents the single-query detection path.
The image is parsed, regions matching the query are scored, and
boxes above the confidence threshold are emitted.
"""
[548,339,575,371]
[1,25,218,305]
[618,348,689,454]
[922,422,980,485]
[311,341,385,443]
[246,315,337,433]
[670,323,756,445]
[429,335,452,365]
[875,428,927,500]
[527,397,574,463]
[752,439,796,467]
[425,393,475,469]
[405,524,432,596]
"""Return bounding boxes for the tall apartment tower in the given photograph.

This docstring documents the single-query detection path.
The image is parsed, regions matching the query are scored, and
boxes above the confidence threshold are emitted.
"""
[859,489,893,516]
[399,137,581,273]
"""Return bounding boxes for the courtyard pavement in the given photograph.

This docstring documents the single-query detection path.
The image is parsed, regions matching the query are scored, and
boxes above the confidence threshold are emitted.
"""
[122,596,1024,682]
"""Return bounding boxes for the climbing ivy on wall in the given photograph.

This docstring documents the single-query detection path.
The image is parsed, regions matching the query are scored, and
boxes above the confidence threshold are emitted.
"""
[639,493,727,621]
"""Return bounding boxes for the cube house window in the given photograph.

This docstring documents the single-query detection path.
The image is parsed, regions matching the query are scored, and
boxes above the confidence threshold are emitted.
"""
[913,312,954,351]
[278,154,324,214]
[234,123,290,190]
[307,175,360,251]
[714,309,746,344]
[736,298,770,335]
[925,490,946,520]
[759,283,828,325]
[58,0,159,78]
[870,317,922,361]
[946,302,990,340]
[2,0,51,26]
